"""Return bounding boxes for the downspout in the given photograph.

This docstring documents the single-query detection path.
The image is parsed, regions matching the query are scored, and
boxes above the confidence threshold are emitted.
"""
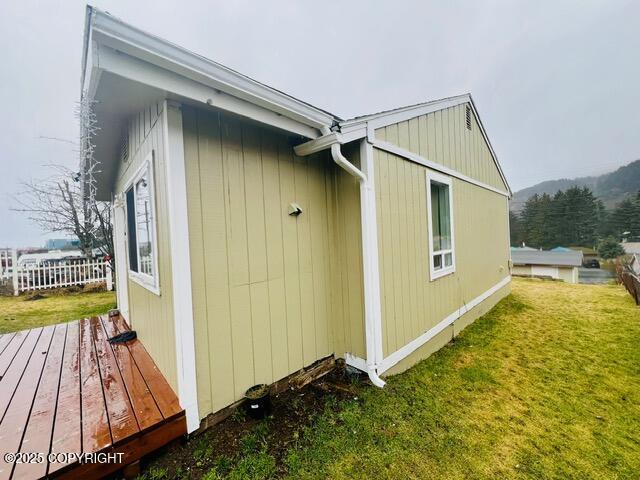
[321,127,386,388]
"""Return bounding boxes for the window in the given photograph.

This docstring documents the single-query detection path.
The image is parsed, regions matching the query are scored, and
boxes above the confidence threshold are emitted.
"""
[125,151,159,293]
[427,171,455,280]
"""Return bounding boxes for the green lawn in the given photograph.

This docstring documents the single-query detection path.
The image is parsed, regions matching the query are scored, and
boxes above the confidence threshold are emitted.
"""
[0,291,116,333]
[173,278,640,479]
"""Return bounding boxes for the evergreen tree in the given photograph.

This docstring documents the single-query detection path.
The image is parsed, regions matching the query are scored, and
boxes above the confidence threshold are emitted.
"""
[513,186,603,249]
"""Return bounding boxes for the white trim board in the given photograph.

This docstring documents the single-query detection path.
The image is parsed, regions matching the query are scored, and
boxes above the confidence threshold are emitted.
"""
[344,276,511,376]
[84,7,336,131]
[378,275,511,374]
[341,95,510,195]
[374,140,510,198]
[122,151,161,296]
[162,100,200,433]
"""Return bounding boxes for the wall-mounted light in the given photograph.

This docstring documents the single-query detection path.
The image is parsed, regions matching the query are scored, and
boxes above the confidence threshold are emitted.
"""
[288,202,302,216]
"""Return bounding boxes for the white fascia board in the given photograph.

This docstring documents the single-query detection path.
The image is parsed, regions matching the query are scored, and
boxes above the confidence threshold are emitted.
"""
[368,95,471,130]
[95,45,320,139]
[89,9,336,131]
[338,94,512,196]
[338,94,471,132]
[466,96,512,196]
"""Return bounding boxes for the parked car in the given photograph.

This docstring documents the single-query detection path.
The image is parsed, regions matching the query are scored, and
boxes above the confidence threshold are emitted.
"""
[583,259,600,268]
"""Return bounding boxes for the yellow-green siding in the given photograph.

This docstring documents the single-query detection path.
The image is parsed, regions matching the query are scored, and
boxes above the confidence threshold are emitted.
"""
[375,103,507,192]
[182,106,363,418]
[374,107,510,360]
[114,101,178,390]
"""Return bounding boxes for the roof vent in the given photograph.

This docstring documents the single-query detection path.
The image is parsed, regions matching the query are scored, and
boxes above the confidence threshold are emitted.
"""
[120,130,129,163]
[465,105,472,131]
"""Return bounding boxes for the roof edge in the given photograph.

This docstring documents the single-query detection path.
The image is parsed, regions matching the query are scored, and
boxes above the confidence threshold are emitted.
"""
[83,6,339,130]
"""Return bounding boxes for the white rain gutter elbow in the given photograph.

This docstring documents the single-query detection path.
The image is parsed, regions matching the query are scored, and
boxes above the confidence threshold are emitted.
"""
[367,365,386,387]
[330,143,366,183]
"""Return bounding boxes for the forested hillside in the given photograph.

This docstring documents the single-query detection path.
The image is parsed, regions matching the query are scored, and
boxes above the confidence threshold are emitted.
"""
[510,187,640,249]
[511,160,640,211]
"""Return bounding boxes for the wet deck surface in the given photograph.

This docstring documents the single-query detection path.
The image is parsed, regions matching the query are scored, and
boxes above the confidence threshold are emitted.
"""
[0,314,186,480]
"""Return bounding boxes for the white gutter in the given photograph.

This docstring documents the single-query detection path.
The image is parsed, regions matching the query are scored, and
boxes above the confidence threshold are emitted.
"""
[313,128,385,388]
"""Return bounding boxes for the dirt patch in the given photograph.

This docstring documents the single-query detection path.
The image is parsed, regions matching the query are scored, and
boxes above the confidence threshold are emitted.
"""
[137,365,365,479]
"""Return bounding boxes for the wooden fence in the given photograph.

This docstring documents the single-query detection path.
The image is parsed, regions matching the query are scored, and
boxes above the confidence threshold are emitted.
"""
[616,262,640,305]
[0,249,113,296]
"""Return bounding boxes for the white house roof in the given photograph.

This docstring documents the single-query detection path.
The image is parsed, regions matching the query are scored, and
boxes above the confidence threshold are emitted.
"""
[511,250,583,267]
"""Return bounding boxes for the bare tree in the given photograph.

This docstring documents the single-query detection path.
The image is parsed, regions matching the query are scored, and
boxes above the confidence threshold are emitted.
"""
[12,166,113,261]
[11,94,114,265]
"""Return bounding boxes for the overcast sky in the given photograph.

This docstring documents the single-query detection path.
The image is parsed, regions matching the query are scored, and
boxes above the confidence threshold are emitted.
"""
[1,0,639,246]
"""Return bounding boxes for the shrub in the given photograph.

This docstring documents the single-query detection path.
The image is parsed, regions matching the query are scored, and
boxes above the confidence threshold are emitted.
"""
[597,237,625,259]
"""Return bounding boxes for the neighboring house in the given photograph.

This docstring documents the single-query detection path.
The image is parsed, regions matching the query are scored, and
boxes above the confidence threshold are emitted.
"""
[17,250,86,267]
[511,250,583,283]
[631,254,640,276]
[44,238,81,250]
[82,7,512,432]
[622,242,640,256]
[551,246,573,252]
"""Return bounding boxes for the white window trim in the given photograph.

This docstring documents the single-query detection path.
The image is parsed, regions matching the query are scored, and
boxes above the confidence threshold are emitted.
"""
[125,150,161,296]
[426,170,456,281]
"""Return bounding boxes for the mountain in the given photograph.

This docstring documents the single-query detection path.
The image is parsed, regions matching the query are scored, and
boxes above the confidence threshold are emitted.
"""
[511,159,640,211]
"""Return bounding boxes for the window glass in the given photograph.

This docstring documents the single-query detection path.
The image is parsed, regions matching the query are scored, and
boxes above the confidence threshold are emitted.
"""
[428,175,454,278]
[135,172,154,276]
[430,181,451,252]
[125,159,156,289]
[126,187,138,272]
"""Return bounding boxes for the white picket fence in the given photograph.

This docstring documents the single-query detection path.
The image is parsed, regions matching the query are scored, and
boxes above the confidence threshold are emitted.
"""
[1,249,113,295]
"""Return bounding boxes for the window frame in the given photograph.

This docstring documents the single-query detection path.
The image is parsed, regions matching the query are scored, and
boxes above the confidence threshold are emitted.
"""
[124,150,160,295]
[426,170,456,281]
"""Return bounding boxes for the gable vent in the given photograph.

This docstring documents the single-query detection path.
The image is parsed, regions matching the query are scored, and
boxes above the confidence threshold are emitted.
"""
[465,105,472,130]
[120,130,129,163]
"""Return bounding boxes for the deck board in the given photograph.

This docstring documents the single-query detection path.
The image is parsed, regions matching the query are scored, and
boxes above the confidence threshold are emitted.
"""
[12,324,67,480]
[91,317,139,443]
[0,315,186,480]
[0,330,30,379]
[100,317,163,430]
[111,315,182,419]
[79,317,112,453]
[48,322,81,476]
[0,326,55,480]
[0,333,16,357]
[0,329,42,419]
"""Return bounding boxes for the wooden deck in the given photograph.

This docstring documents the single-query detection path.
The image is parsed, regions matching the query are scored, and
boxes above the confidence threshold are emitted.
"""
[0,313,186,480]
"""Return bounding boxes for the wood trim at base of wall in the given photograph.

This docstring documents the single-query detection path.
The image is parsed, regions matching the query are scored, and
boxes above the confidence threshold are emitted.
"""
[194,356,336,435]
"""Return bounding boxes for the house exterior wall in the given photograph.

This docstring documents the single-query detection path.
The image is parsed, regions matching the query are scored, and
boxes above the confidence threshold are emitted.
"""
[114,101,178,390]
[531,265,560,278]
[511,265,533,277]
[373,108,511,363]
[557,266,578,283]
[182,106,363,418]
[374,103,508,192]
[512,265,578,283]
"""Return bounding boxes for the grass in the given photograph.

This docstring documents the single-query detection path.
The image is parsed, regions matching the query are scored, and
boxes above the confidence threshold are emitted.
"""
[0,290,116,333]
[162,278,639,479]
